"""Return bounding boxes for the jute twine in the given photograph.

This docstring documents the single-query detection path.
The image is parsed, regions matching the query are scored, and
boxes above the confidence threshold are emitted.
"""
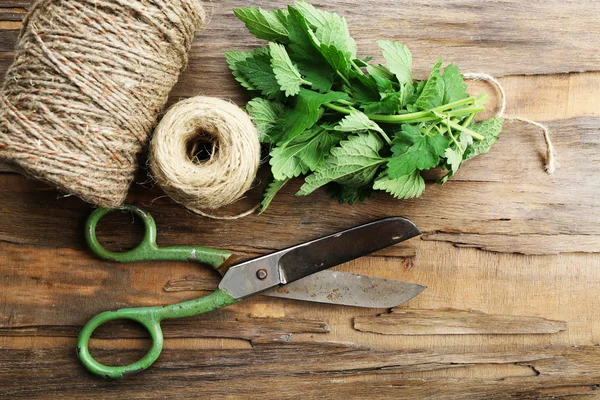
[149,96,261,219]
[0,0,205,207]
[464,73,557,174]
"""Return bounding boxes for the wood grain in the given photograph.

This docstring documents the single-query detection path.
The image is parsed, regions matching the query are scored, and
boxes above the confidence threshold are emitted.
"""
[181,0,600,102]
[354,308,567,335]
[0,316,329,341]
[1,0,599,398]
[0,1,599,92]
[0,342,598,399]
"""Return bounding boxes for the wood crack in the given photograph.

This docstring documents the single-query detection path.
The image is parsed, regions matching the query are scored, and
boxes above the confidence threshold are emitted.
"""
[1,344,599,398]
[422,232,600,255]
[354,308,567,336]
[0,316,330,342]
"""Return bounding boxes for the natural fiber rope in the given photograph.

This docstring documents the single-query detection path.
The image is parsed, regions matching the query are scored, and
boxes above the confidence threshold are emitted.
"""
[464,72,557,174]
[0,0,205,207]
[149,96,260,219]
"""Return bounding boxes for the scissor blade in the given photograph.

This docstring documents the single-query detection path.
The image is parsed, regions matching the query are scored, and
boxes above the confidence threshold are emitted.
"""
[277,217,420,284]
[218,217,420,300]
[264,270,426,308]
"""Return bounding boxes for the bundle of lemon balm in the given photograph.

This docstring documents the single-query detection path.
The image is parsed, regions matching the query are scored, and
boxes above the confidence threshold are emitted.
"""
[226,3,556,213]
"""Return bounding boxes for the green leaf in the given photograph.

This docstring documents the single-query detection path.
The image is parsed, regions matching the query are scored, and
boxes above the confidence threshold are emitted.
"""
[294,2,356,76]
[440,132,474,183]
[441,64,469,104]
[361,93,404,115]
[327,183,373,205]
[360,83,412,115]
[260,178,290,214]
[367,64,395,82]
[415,60,444,110]
[444,147,463,175]
[270,128,343,180]
[347,71,380,102]
[407,80,427,105]
[468,118,504,158]
[334,110,391,144]
[245,98,287,143]
[315,41,352,76]
[352,57,372,68]
[235,49,281,99]
[298,132,386,195]
[286,7,335,92]
[294,2,357,59]
[286,6,321,60]
[373,170,425,199]
[297,61,334,93]
[279,88,349,143]
[367,64,396,94]
[387,124,449,177]
[335,110,384,134]
[269,42,310,97]
[233,7,289,42]
[225,50,260,91]
[377,40,413,86]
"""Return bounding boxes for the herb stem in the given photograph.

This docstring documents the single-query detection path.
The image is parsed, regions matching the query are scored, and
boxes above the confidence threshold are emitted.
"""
[336,70,352,87]
[461,112,477,128]
[323,102,352,114]
[446,116,461,148]
[324,96,479,124]
[376,130,392,145]
[350,59,365,76]
[445,106,485,117]
[322,97,486,139]
[431,96,477,112]
[335,99,355,106]
[442,118,484,141]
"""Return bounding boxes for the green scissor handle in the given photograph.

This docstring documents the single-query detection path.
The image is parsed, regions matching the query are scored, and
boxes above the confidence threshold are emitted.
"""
[85,205,233,268]
[77,288,239,379]
[79,205,240,378]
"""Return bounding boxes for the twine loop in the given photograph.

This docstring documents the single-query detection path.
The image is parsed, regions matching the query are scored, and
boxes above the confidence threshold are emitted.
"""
[464,72,557,174]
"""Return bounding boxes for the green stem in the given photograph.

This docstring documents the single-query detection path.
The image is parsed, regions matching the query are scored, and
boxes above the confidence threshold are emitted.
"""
[336,70,351,87]
[435,124,448,136]
[445,116,461,148]
[324,96,478,124]
[301,78,313,86]
[335,99,355,106]
[445,106,485,117]
[350,59,365,76]
[442,118,484,141]
[431,97,477,112]
[376,129,392,146]
[324,102,352,115]
[461,112,477,128]
[324,103,392,145]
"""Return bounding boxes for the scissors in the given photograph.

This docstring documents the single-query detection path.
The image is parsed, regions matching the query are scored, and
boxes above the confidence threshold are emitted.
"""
[77,205,425,378]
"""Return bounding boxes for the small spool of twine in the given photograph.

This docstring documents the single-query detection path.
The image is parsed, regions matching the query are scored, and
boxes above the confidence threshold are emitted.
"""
[0,0,205,207]
[149,96,260,218]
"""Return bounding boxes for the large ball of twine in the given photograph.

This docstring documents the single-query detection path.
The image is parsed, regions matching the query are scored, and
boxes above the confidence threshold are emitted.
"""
[149,96,261,218]
[0,0,205,207]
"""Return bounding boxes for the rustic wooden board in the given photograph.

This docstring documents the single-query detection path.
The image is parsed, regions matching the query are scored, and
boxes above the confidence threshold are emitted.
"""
[0,342,598,399]
[1,0,600,96]
[353,308,567,335]
[1,0,600,398]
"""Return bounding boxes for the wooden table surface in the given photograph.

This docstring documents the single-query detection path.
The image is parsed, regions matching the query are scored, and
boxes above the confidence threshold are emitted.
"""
[1,1,600,398]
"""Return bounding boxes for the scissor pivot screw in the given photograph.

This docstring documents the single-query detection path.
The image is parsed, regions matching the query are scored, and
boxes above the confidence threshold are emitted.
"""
[256,269,268,280]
